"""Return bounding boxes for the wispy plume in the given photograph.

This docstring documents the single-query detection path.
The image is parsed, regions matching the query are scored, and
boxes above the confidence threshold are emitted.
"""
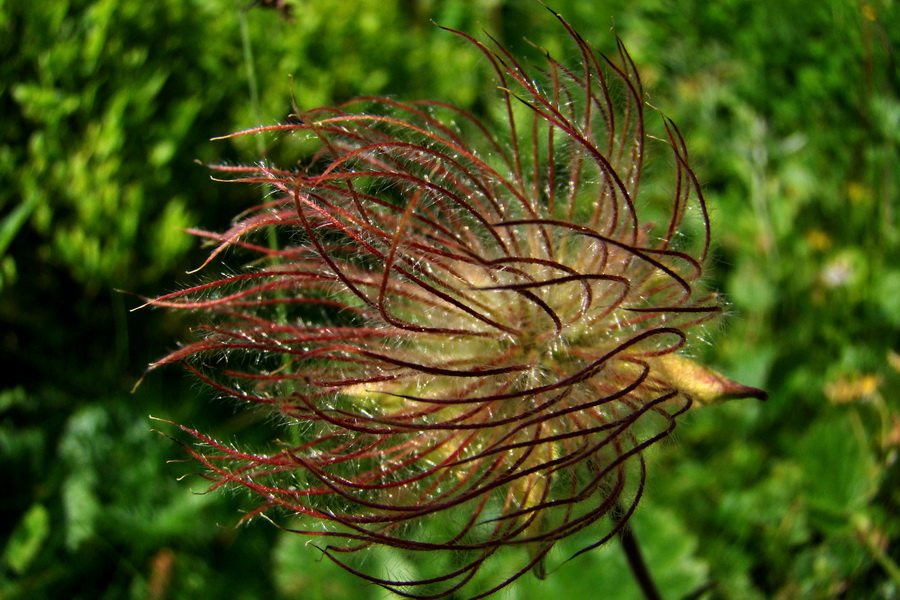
[145,8,764,599]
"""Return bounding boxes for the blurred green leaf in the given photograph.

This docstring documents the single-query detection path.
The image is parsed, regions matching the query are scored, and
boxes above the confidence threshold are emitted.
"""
[797,416,879,525]
[2,503,50,575]
[877,271,900,328]
[59,407,107,550]
[727,259,776,311]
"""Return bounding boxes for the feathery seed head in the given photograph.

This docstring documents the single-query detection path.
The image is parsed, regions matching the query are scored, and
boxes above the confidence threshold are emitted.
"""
[147,10,764,599]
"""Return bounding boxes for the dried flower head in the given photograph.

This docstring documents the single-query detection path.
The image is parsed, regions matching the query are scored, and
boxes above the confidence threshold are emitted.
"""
[146,10,764,599]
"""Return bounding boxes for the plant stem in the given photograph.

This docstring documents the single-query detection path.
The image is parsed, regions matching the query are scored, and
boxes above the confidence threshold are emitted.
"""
[238,7,263,147]
[615,511,663,600]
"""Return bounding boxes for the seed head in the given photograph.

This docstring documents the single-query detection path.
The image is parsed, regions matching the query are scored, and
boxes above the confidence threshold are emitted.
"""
[146,10,764,599]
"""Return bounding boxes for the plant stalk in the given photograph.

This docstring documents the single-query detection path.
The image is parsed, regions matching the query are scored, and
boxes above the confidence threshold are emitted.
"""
[615,510,663,600]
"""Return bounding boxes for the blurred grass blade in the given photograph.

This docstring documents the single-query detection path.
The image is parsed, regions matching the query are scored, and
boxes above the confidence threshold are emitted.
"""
[0,196,37,256]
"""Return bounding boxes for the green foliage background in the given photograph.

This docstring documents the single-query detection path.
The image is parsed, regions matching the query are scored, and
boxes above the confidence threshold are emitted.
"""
[1,0,898,598]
